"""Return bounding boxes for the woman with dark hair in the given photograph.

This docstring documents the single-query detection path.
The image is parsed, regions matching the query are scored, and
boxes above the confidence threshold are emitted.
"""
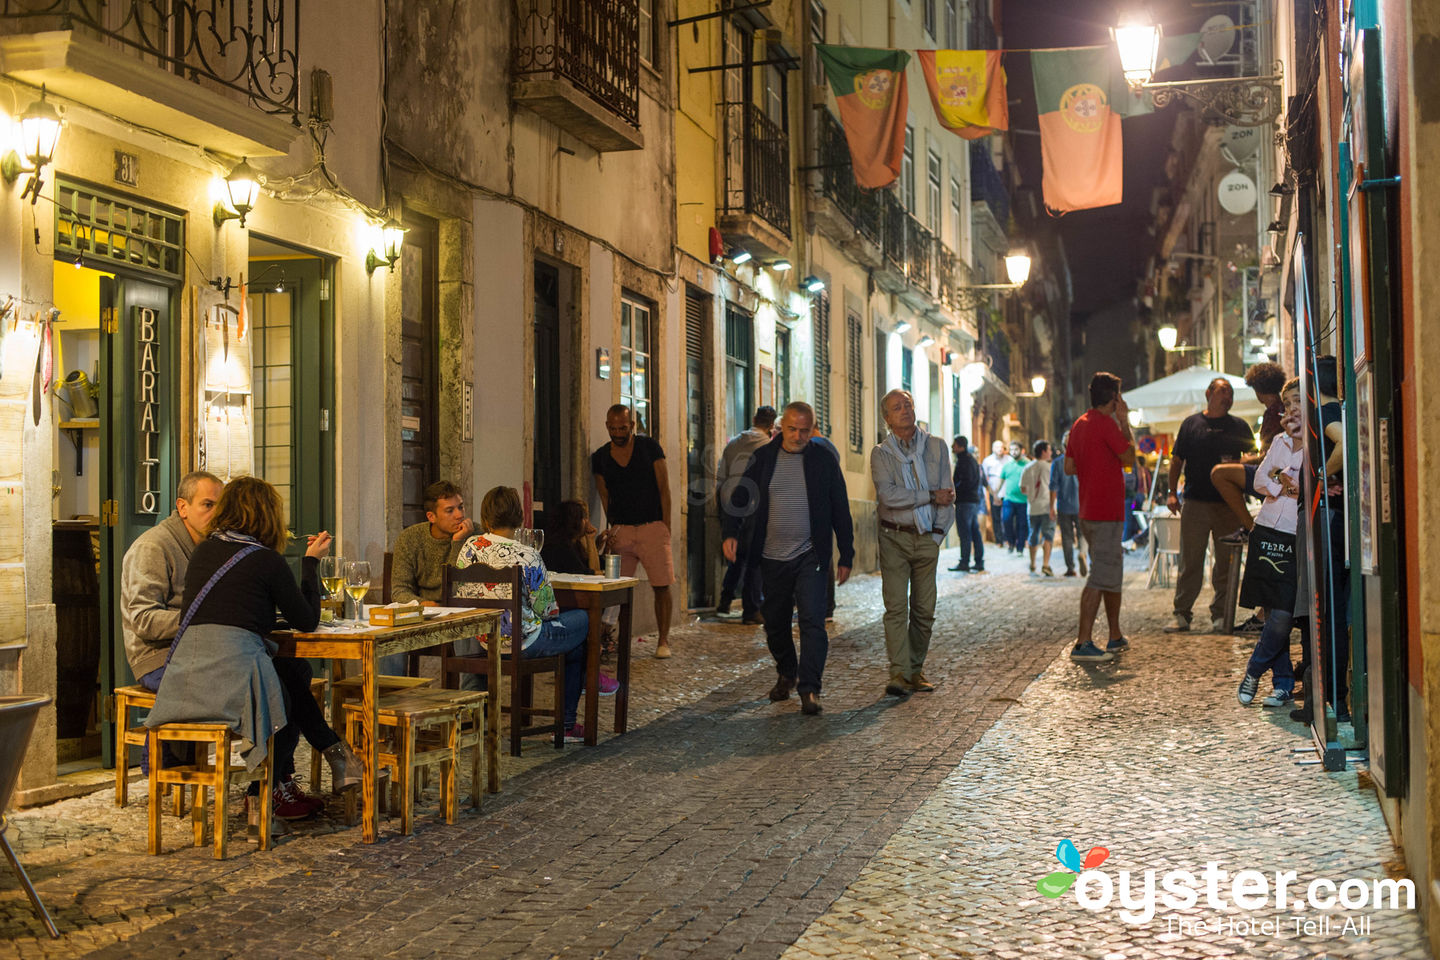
[454,486,607,742]
[147,475,362,827]
[542,500,599,575]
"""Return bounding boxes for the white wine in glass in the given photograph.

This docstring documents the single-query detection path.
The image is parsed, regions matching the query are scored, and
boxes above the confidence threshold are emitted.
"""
[319,555,345,599]
[344,560,372,620]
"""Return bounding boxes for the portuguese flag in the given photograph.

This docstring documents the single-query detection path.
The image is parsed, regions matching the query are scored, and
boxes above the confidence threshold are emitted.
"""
[1030,46,1145,213]
[817,45,911,189]
[917,50,1008,140]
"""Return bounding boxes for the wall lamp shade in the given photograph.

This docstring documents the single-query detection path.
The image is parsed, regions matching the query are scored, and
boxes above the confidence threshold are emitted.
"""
[366,217,407,274]
[917,334,936,348]
[731,249,753,265]
[802,274,825,293]
[213,157,260,227]
[893,320,912,335]
[1003,252,1032,286]
[1157,325,1180,351]
[1113,13,1161,88]
[1,86,63,204]
[770,258,792,272]
[1030,375,1046,396]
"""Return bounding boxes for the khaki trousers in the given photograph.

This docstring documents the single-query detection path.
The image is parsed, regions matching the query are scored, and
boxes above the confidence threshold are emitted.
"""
[1174,498,1238,621]
[878,527,940,678]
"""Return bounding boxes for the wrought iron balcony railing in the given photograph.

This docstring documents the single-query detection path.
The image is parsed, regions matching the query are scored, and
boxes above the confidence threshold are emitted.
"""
[722,101,790,236]
[513,0,640,129]
[970,141,1009,228]
[0,0,300,123]
[881,192,935,292]
[816,109,883,246]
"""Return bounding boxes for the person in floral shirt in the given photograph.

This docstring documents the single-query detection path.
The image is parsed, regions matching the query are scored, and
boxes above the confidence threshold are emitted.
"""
[454,486,591,741]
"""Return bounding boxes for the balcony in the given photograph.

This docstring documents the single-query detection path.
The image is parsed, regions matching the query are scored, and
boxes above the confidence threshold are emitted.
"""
[0,0,300,156]
[809,109,883,265]
[970,141,1009,231]
[717,101,790,254]
[876,191,936,306]
[512,0,643,153]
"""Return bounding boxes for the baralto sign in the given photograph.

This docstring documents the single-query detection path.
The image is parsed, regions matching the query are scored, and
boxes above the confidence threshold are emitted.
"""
[136,305,161,515]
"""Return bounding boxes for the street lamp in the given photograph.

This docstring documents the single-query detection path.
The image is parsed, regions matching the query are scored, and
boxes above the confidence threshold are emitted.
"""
[2,86,63,205]
[1157,324,1212,362]
[1113,11,1283,127]
[952,249,1034,311]
[1014,374,1046,398]
[213,157,261,228]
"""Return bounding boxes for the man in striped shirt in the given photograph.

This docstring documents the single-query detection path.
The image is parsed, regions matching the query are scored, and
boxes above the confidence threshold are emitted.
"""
[722,402,855,715]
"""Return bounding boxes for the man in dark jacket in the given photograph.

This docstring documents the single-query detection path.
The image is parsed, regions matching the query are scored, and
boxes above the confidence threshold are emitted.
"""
[948,436,986,574]
[722,402,854,715]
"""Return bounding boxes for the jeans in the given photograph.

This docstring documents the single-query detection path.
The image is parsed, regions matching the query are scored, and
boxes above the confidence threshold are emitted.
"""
[1245,607,1297,693]
[760,549,831,695]
[878,529,939,679]
[138,665,191,774]
[955,501,984,570]
[989,499,1005,544]
[452,609,589,725]
[719,544,763,618]
[1002,501,1029,551]
[1056,512,1082,572]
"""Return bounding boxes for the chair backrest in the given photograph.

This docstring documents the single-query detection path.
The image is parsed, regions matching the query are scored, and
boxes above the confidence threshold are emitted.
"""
[382,551,393,604]
[443,563,523,642]
[1151,515,1180,554]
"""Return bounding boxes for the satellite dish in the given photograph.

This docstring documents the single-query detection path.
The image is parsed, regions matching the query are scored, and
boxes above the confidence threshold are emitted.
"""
[1199,15,1236,63]
[1218,170,1257,215]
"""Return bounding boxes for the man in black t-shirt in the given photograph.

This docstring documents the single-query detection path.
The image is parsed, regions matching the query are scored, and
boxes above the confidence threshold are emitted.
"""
[1164,377,1257,633]
[592,404,675,657]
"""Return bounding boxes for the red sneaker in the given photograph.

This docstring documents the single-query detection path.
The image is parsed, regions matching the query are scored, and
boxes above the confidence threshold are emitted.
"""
[271,780,318,820]
[279,777,326,813]
[563,723,586,743]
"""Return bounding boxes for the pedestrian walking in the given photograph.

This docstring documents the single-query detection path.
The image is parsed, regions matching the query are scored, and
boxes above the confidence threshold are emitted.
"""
[1066,372,1138,662]
[870,390,954,697]
[981,440,1011,544]
[1021,440,1056,576]
[715,405,777,623]
[722,402,854,716]
[1163,378,1256,634]
[948,435,986,573]
[1000,443,1030,552]
[1050,431,1086,577]
[592,403,676,658]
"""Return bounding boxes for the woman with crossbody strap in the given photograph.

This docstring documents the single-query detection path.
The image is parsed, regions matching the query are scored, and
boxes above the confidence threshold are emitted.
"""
[147,476,362,827]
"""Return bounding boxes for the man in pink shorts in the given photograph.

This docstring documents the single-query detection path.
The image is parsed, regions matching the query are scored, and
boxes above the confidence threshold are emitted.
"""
[593,404,676,657]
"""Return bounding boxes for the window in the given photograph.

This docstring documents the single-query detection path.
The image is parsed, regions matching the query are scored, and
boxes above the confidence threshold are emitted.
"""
[250,290,294,520]
[902,125,915,211]
[775,325,791,407]
[621,296,654,436]
[923,0,936,39]
[639,0,655,66]
[952,373,962,438]
[901,345,914,394]
[724,305,754,439]
[812,288,832,435]
[846,310,864,452]
[927,150,942,233]
[950,176,963,252]
[810,0,827,89]
[765,65,786,128]
[944,0,959,49]
[874,328,888,445]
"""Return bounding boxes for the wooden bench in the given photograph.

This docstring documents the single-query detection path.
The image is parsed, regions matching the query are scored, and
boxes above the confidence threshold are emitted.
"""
[146,724,273,859]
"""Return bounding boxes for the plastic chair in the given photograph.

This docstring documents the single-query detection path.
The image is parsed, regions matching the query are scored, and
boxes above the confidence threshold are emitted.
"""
[1147,514,1181,588]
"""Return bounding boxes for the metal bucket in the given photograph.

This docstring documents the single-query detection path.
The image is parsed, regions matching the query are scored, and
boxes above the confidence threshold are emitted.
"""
[62,370,97,419]
[603,554,622,579]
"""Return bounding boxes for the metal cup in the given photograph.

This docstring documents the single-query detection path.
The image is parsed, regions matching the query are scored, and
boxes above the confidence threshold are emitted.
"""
[603,553,622,579]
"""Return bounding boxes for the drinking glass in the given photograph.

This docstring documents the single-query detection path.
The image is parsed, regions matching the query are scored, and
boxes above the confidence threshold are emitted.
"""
[528,529,544,552]
[344,560,372,622]
[319,555,345,601]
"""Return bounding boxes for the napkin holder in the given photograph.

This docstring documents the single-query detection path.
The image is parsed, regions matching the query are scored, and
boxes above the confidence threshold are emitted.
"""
[368,602,424,627]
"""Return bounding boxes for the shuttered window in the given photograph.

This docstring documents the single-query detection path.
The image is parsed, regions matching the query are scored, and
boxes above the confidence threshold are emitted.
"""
[846,310,864,452]
[812,289,831,436]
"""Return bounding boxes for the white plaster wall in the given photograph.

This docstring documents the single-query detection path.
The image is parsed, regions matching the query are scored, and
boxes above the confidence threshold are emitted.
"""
[587,243,616,525]
[471,198,527,502]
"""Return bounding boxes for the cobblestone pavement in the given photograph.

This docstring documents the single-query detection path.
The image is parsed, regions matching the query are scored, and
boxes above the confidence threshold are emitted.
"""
[0,545,1425,959]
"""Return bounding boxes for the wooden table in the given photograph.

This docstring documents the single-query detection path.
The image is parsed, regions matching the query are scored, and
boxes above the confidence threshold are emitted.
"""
[549,575,637,746]
[271,609,500,844]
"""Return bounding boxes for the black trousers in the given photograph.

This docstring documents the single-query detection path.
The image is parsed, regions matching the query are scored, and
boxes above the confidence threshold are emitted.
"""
[760,550,830,695]
[262,656,340,789]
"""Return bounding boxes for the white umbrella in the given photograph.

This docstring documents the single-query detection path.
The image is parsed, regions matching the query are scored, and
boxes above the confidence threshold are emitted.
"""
[1125,366,1262,434]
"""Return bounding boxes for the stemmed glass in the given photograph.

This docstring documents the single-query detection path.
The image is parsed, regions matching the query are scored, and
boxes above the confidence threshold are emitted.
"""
[319,555,344,600]
[344,560,372,622]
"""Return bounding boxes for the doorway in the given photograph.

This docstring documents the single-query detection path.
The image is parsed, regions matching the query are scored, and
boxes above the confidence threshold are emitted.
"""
[685,287,711,608]
[532,260,562,530]
[400,216,439,528]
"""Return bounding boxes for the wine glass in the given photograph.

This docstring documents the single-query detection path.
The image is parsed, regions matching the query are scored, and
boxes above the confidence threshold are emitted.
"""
[319,555,344,601]
[344,560,372,622]
[528,529,544,552]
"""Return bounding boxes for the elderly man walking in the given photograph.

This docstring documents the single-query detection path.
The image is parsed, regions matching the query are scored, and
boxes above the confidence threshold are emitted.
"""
[723,402,854,716]
[1164,377,1256,633]
[871,389,954,696]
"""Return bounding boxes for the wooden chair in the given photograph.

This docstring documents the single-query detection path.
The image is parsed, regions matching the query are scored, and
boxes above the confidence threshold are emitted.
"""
[341,688,485,836]
[146,724,272,859]
[442,563,566,757]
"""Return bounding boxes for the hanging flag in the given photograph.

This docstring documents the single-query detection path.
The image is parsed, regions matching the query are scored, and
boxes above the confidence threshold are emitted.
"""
[1031,46,1143,213]
[817,45,911,189]
[916,49,1008,139]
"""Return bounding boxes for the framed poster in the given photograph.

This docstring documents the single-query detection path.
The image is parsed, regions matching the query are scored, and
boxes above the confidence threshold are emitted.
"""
[759,365,774,407]
[1355,366,1377,573]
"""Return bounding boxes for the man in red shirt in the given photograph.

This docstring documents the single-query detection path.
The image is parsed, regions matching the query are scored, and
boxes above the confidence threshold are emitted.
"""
[1063,372,1137,662]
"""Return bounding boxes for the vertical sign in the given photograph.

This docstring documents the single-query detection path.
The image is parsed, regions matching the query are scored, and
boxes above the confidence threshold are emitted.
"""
[462,380,474,442]
[136,305,161,514]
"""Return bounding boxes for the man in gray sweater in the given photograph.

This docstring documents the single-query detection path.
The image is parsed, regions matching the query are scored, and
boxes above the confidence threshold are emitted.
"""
[121,471,224,690]
[385,480,474,675]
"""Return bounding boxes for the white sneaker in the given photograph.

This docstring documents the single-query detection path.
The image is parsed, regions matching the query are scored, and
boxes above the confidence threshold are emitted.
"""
[1163,614,1192,633]
[1210,617,1231,633]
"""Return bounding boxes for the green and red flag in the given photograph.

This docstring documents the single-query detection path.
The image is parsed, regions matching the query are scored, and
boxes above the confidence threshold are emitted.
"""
[916,49,1008,139]
[817,45,911,189]
[1030,45,1145,213]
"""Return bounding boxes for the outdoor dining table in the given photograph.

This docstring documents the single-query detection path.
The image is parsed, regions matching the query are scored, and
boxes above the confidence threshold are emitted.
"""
[270,608,501,844]
[549,574,639,746]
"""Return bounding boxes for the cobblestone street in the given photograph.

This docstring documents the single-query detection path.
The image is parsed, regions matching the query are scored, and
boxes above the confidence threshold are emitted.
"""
[0,548,1427,959]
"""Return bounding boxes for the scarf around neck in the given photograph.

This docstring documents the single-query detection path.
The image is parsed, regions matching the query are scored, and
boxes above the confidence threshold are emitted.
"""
[883,427,934,533]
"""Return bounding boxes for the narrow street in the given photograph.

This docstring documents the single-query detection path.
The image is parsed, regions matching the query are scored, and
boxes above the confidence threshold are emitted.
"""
[1,550,1422,959]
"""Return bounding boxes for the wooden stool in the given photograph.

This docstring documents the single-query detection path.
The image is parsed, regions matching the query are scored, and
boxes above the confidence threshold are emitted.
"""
[114,685,185,817]
[313,675,434,790]
[146,724,272,859]
[342,689,486,836]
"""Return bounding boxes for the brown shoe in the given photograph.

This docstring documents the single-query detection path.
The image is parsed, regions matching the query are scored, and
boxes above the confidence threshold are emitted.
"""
[799,691,822,715]
[768,675,796,702]
[908,673,936,693]
[885,674,912,697]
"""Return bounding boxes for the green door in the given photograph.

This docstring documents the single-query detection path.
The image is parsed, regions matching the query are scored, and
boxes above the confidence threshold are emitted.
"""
[98,274,177,766]
[247,254,336,574]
